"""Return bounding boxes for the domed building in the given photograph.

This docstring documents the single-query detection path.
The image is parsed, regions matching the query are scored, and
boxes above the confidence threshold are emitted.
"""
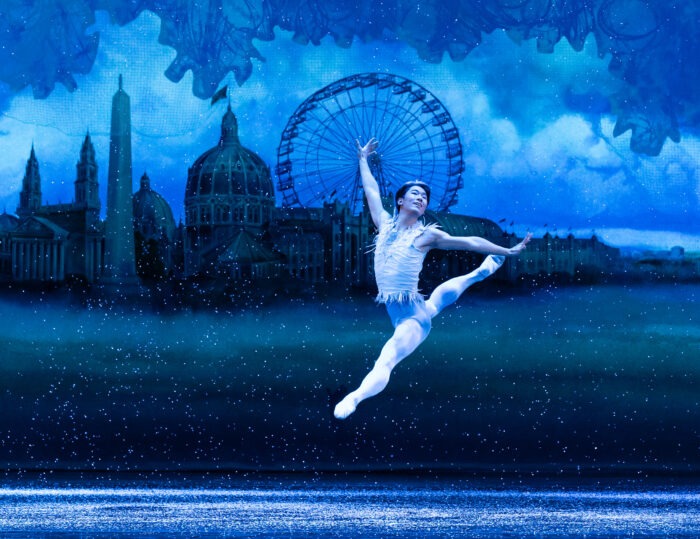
[0,211,19,279]
[133,172,177,278]
[184,105,281,278]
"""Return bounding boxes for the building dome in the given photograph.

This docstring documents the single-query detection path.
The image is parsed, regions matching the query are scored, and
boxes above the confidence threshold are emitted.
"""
[133,173,176,240]
[185,106,274,200]
[183,106,276,276]
[0,211,19,232]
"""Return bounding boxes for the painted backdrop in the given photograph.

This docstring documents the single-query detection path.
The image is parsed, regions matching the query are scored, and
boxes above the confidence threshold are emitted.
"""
[0,0,698,473]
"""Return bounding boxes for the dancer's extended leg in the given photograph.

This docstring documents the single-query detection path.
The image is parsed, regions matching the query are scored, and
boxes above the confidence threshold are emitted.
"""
[333,318,430,419]
[333,255,504,420]
[425,255,504,316]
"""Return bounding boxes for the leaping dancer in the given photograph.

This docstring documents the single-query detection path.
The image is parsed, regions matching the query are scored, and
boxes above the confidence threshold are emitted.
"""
[334,138,532,419]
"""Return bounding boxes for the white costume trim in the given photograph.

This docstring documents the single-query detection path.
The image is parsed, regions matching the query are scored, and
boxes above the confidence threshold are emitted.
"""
[373,216,438,304]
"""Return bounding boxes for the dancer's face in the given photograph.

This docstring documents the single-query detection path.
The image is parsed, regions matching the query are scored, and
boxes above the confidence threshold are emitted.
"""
[398,186,428,215]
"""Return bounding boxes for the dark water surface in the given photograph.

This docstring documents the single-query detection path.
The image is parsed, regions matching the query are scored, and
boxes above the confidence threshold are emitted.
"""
[1,284,699,535]
[1,475,699,537]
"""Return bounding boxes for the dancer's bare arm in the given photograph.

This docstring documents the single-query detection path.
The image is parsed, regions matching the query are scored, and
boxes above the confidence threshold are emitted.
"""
[417,230,532,255]
[356,138,390,228]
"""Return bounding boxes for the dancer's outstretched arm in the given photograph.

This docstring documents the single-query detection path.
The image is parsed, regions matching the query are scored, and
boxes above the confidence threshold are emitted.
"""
[417,229,532,256]
[356,138,390,228]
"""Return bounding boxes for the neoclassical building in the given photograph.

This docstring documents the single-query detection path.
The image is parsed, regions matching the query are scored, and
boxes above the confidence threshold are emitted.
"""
[11,136,103,283]
[184,105,280,279]
[0,211,19,279]
[271,200,373,287]
[133,172,178,278]
[0,78,177,286]
[512,232,621,279]
[2,144,178,285]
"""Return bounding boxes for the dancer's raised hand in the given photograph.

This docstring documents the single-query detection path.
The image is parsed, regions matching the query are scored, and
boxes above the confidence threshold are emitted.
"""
[356,137,379,160]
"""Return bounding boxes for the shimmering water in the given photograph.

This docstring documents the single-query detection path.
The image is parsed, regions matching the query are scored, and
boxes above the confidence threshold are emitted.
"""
[1,476,699,537]
[1,283,698,471]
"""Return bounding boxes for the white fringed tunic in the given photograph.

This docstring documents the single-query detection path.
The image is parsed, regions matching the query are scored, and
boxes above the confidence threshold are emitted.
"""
[373,216,436,304]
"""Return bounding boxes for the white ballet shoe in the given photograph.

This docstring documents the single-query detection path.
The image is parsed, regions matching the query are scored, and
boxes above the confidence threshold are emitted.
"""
[475,254,505,279]
[333,396,357,420]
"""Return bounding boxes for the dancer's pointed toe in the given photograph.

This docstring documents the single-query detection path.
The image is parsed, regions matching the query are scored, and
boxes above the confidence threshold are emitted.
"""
[476,255,505,279]
[333,396,357,420]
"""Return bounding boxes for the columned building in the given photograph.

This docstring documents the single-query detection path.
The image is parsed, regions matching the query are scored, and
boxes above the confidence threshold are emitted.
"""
[272,201,373,288]
[184,104,280,278]
[133,172,177,278]
[10,133,103,283]
[421,211,511,288]
[0,212,19,279]
[1,77,175,287]
[511,232,620,279]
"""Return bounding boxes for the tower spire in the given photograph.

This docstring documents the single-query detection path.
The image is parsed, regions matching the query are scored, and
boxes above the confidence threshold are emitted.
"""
[17,144,42,217]
[219,105,240,147]
[75,132,100,210]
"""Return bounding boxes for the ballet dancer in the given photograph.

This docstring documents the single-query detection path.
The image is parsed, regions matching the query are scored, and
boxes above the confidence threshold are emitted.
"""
[334,138,532,419]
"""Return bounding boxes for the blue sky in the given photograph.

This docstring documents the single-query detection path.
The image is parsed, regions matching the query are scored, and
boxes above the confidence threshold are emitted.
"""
[0,10,698,251]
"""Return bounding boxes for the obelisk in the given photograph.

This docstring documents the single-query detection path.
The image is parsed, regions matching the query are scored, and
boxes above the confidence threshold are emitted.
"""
[103,75,138,286]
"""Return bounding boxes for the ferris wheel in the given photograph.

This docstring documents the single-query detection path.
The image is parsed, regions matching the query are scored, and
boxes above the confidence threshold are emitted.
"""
[275,73,464,214]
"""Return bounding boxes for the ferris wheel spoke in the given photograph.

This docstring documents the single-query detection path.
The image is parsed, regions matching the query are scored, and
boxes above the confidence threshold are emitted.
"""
[303,104,354,150]
[383,142,441,186]
[379,110,430,152]
[373,99,415,143]
[310,168,352,183]
[312,156,355,175]
[365,86,396,139]
[342,91,369,138]
[317,129,354,152]
[296,128,353,159]
[306,153,356,176]
[381,138,429,165]
[383,161,426,178]
[313,161,355,175]
[384,127,443,150]
[313,141,355,161]
[376,102,426,143]
[310,163,356,181]
[359,87,380,139]
[319,98,366,148]
[296,116,350,147]
[302,171,358,201]
[363,81,389,131]
[321,124,359,157]
[383,120,442,157]
[349,101,385,145]
[315,118,360,155]
[302,105,344,136]
[367,88,408,137]
[389,103,439,139]
[384,143,442,166]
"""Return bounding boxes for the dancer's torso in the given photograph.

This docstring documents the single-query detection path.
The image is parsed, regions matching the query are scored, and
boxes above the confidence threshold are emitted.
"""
[374,217,431,303]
